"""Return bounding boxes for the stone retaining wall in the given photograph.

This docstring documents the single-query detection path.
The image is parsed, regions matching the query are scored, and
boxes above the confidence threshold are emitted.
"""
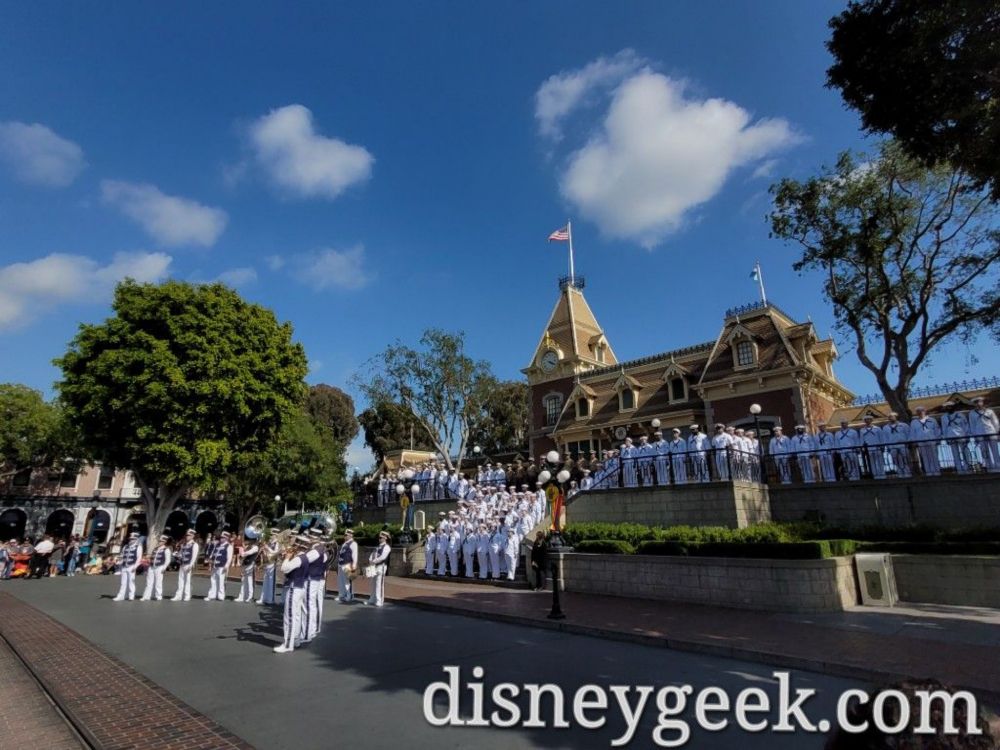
[892,554,1000,608]
[554,552,859,612]
[567,481,770,529]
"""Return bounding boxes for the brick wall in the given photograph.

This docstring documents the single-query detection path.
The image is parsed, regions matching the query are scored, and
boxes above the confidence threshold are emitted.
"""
[555,552,860,612]
[892,554,1000,608]
[769,474,1000,529]
[567,482,771,529]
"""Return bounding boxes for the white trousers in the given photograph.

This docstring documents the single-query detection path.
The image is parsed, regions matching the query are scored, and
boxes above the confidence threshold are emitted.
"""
[258,565,276,604]
[447,548,459,576]
[866,447,885,478]
[504,550,517,580]
[654,457,669,485]
[916,443,940,476]
[949,440,971,473]
[302,578,323,641]
[671,456,687,484]
[424,549,436,575]
[797,454,815,483]
[714,452,730,480]
[236,569,255,602]
[889,446,910,477]
[488,548,501,578]
[463,550,475,577]
[206,567,227,600]
[976,436,1000,471]
[141,567,165,600]
[281,586,304,650]
[436,548,447,575]
[115,568,137,600]
[839,451,860,480]
[817,452,836,482]
[477,549,489,579]
[690,455,708,482]
[775,456,792,484]
[368,567,386,606]
[623,463,637,487]
[338,565,354,601]
[172,565,193,601]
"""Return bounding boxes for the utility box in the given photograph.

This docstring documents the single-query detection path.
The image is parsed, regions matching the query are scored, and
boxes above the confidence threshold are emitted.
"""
[855,553,898,607]
[413,510,425,531]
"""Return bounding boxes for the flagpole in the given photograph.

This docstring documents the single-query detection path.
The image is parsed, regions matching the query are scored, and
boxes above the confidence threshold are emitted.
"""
[567,220,575,284]
[755,260,767,305]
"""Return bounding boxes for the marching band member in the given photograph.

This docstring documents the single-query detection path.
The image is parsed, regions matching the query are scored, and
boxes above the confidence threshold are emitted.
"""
[302,532,328,643]
[235,532,259,603]
[337,529,359,602]
[140,535,171,601]
[909,406,941,476]
[365,531,391,607]
[274,538,319,654]
[256,532,280,605]
[205,530,233,601]
[113,532,143,601]
[171,529,199,601]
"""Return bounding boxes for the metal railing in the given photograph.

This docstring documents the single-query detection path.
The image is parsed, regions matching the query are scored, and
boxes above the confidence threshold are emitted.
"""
[850,377,1000,406]
[586,447,766,490]
[762,435,999,485]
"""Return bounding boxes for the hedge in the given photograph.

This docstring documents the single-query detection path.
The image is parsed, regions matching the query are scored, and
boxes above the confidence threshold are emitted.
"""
[341,524,405,546]
[574,539,636,555]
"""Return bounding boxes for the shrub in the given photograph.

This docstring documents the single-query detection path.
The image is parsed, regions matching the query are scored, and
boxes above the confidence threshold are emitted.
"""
[688,541,833,559]
[636,541,688,556]
[574,539,636,555]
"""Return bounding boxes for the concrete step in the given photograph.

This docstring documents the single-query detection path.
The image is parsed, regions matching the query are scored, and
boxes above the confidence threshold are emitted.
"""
[407,571,532,590]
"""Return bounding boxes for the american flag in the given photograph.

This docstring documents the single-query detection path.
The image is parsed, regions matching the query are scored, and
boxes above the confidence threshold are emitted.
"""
[548,225,569,242]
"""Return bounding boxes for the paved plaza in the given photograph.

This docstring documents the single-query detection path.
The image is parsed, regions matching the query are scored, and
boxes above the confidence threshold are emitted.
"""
[2,574,873,750]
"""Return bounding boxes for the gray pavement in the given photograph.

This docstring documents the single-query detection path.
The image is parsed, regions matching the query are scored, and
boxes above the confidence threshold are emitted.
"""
[5,574,870,750]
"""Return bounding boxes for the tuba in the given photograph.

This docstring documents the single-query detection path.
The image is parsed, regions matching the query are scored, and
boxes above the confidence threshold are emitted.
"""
[245,515,268,540]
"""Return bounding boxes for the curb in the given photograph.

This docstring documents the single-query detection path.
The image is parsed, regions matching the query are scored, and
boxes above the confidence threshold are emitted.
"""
[384,594,1000,707]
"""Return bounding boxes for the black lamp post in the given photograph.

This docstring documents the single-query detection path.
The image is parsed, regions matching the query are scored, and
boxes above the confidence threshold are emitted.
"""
[541,449,568,620]
[750,403,766,483]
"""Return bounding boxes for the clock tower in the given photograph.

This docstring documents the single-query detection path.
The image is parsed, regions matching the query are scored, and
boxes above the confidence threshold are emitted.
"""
[523,277,616,455]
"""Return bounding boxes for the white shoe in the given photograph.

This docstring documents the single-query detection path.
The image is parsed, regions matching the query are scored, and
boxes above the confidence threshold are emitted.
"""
[170,597,181,602]
[234,597,244,603]
[140,597,150,601]
[112,597,124,602]
[273,645,294,654]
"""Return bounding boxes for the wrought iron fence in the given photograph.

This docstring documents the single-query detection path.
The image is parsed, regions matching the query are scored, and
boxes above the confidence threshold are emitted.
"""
[586,447,765,490]
[850,377,1000,406]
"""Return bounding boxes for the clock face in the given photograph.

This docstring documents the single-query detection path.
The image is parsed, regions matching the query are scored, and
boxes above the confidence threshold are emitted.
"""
[614,426,628,440]
[540,350,559,372]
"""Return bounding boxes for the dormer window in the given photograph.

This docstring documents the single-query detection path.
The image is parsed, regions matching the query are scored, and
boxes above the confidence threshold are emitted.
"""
[669,377,686,402]
[726,324,759,371]
[736,340,756,367]
[576,398,590,419]
[613,371,641,413]
[619,389,635,411]
[595,344,605,364]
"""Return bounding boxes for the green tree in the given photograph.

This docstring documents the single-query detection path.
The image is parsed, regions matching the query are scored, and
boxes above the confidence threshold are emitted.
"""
[827,0,1000,198]
[353,329,493,471]
[305,383,359,447]
[56,280,308,541]
[468,379,529,455]
[0,384,81,480]
[769,142,1000,418]
[357,399,435,464]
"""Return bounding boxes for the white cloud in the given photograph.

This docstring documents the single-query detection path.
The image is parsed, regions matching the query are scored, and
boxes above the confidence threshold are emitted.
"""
[291,246,372,291]
[216,267,257,287]
[0,251,171,330]
[101,179,228,248]
[0,121,86,187]
[248,104,373,200]
[535,50,645,141]
[264,254,286,271]
[553,68,801,248]
[751,159,780,180]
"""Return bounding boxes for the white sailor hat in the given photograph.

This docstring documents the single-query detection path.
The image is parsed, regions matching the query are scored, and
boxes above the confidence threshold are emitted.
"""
[344,529,354,536]
[221,531,231,540]
[582,469,591,474]
[159,534,169,542]
[915,405,927,412]
[714,423,725,429]
[378,530,390,540]
[128,531,139,540]
[863,414,875,420]
[795,424,806,429]
[653,430,663,436]
[186,528,196,536]
[672,428,681,433]
[690,424,700,430]
[973,396,985,403]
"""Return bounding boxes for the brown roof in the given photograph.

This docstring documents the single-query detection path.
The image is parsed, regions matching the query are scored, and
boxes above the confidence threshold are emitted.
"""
[829,385,1000,426]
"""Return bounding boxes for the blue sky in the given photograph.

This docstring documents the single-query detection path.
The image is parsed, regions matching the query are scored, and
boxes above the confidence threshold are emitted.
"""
[1,2,996,470]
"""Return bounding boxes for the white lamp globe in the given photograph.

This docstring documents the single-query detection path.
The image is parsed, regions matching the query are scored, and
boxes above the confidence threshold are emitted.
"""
[274,495,281,502]
[410,483,420,493]
[395,484,406,495]
[473,446,481,454]
[556,470,571,484]
[750,403,762,415]
[546,450,560,464]
[401,468,414,480]
[538,470,552,484]
[651,418,661,428]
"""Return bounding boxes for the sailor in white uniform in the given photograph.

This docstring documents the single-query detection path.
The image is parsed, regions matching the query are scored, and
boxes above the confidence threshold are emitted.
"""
[882,413,911,477]
[446,527,460,576]
[909,406,941,476]
[205,530,233,601]
[687,425,710,483]
[666,429,687,484]
[791,425,816,483]
[621,438,638,488]
[652,431,670,485]
[171,529,199,601]
[858,416,885,479]
[503,527,520,581]
[475,524,490,579]
[141,535,171,601]
[770,426,792,484]
[113,532,143,601]
[814,423,837,482]
[488,525,504,580]
[941,402,972,473]
[834,420,860,481]
[970,396,1000,472]
[710,424,732,480]
[423,526,437,575]
[580,469,593,491]
[637,435,655,486]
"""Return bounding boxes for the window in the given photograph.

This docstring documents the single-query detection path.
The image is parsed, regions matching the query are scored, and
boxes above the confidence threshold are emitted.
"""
[670,377,686,402]
[736,340,756,367]
[59,463,80,488]
[576,398,590,418]
[620,389,635,410]
[544,395,562,426]
[595,345,605,363]
[97,464,115,490]
[12,468,31,487]
[567,440,591,460]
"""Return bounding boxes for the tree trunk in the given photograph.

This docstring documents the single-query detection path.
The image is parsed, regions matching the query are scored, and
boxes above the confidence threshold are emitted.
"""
[136,479,187,547]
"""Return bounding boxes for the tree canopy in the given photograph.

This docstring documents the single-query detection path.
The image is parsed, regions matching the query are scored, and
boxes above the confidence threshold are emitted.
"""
[56,280,308,540]
[353,329,493,471]
[827,0,1000,198]
[467,380,529,455]
[358,399,436,464]
[305,383,359,447]
[769,141,1000,418]
[0,383,81,480]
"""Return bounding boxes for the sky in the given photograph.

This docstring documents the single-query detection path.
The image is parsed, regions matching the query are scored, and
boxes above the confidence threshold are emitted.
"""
[1,2,997,471]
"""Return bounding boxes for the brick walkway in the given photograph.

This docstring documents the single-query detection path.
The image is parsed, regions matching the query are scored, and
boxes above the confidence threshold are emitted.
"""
[350,574,1000,704]
[0,637,84,749]
[0,591,254,750]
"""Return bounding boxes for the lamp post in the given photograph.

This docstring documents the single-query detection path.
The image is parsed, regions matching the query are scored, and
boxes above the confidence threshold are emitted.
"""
[749,404,766,482]
[396,482,414,545]
[541,450,568,620]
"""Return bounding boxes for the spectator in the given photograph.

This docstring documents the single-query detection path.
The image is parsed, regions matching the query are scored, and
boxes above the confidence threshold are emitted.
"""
[530,531,548,591]
[48,539,65,577]
[31,535,54,578]
[66,535,81,576]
